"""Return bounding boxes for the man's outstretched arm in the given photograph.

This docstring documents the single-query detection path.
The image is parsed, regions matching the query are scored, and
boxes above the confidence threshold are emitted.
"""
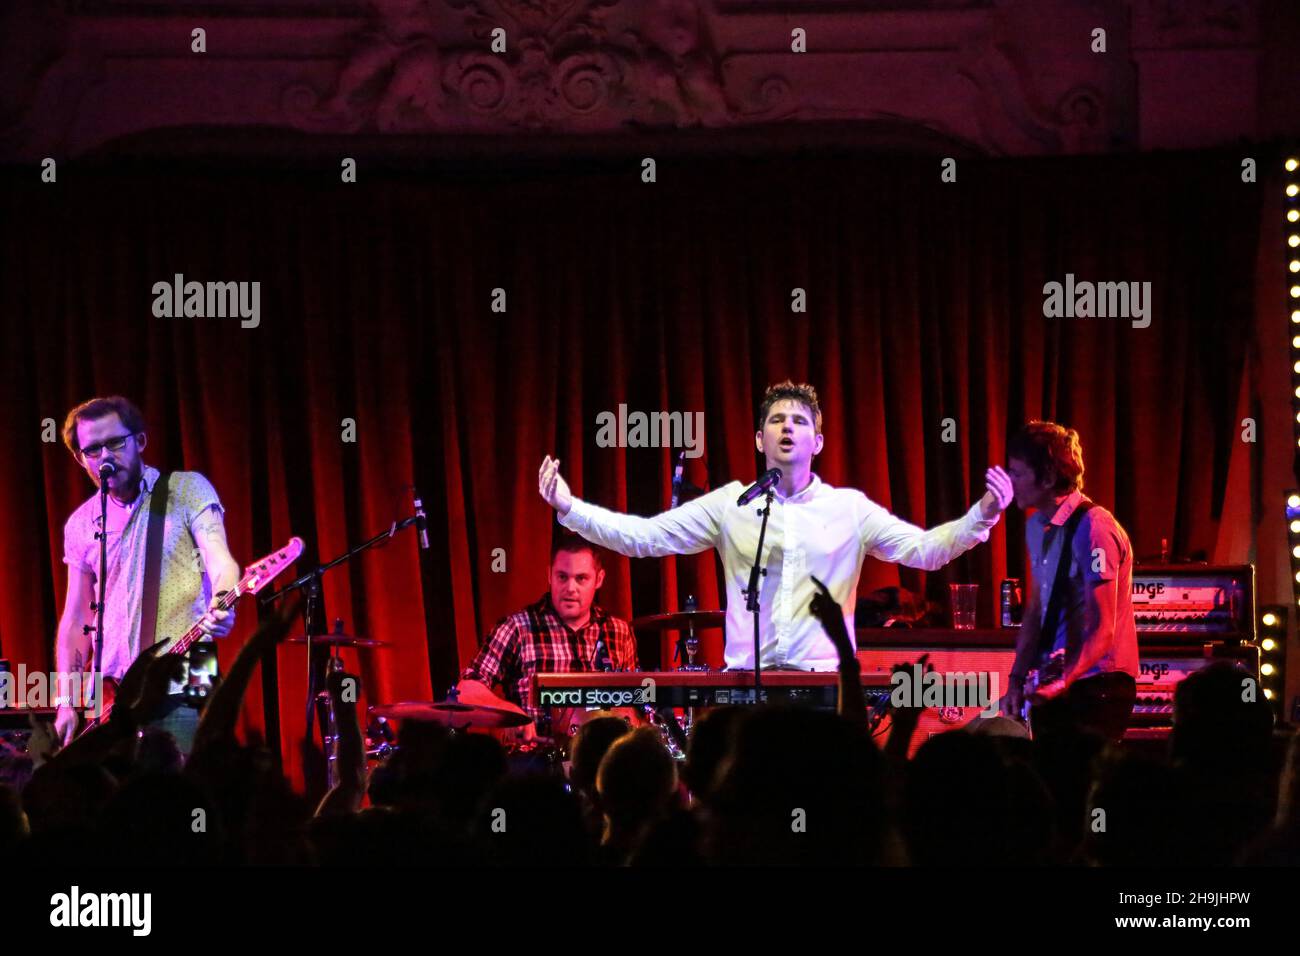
[538,455,723,559]
[863,466,1013,571]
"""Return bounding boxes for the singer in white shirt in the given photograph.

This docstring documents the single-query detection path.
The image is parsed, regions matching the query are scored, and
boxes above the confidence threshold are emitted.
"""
[539,381,1014,670]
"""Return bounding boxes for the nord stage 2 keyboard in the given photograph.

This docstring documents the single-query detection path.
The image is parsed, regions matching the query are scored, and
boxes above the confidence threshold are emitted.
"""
[533,670,894,710]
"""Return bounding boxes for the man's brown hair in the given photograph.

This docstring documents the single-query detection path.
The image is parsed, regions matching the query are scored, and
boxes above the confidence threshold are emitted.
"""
[757,380,822,434]
[61,396,147,456]
[1007,421,1085,493]
[551,532,604,570]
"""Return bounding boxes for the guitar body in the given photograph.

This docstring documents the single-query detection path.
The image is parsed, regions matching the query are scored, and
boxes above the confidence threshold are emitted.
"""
[70,537,303,741]
[1021,648,1066,726]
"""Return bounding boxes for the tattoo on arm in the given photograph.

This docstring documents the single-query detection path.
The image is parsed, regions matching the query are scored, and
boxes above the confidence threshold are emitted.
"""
[192,505,240,592]
[192,509,229,547]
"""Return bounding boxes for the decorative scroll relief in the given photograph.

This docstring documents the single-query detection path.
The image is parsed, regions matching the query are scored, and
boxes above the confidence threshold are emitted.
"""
[283,0,745,132]
[0,0,1259,159]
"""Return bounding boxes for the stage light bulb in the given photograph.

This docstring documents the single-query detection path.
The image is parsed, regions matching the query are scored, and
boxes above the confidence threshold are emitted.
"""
[1264,612,1279,627]
[1290,185,1300,197]
[1293,310,1300,322]
[1292,285,1300,298]
[1289,159,1300,172]
[1262,638,1277,652]
[1291,494,1300,508]
[1291,210,1300,222]
[1292,545,1300,557]
[1291,235,1300,247]
[1292,261,1300,272]
[1265,688,1275,700]
[1292,517,1300,530]
[1293,338,1300,349]
[1261,663,1275,676]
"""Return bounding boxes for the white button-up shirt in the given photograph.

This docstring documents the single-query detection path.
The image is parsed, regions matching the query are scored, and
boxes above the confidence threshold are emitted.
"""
[559,474,999,670]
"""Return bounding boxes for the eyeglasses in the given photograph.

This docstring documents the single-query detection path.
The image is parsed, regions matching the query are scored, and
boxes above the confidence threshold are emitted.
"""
[79,435,134,459]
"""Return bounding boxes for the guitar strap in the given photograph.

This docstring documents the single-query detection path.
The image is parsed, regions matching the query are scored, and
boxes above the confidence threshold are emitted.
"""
[1030,499,1094,672]
[139,471,171,650]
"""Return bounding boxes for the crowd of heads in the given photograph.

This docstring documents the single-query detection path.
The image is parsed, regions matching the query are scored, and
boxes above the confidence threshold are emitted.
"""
[2,660,1296,867]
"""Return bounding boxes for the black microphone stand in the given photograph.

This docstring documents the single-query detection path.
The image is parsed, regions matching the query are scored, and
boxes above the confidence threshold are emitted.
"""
[86,471,111,718]
[742,486,776,703]
[260,511,423,790]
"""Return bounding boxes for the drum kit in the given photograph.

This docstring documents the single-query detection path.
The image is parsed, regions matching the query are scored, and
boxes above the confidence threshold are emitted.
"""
[358,605,726,769]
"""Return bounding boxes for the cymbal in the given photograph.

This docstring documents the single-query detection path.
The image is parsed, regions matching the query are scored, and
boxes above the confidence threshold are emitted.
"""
[631,609,725,631]
[368,700,531,729]
[286,634,389,649]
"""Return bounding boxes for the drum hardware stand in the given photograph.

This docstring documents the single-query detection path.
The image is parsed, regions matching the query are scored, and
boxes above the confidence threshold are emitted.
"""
[673,595,707,751]
[677,594,709,672]
[650,704,689,760]
[439,685,474,735]
[320,651,345,788]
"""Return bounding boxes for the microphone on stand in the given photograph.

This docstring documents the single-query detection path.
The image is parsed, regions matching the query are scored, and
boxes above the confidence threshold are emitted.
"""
[737,468,782,507]
[412,487,430,550]
[670,451,685,508]
[98,461,117,479]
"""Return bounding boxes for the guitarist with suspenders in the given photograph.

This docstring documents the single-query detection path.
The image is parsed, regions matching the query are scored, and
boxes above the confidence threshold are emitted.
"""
[998,421,1139,742]
[53,396,241,754]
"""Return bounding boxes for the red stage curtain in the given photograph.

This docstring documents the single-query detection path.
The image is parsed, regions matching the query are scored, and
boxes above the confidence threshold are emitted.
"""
[0,150,1262,789]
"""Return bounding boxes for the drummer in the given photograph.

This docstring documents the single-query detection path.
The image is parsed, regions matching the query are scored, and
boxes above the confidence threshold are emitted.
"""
[455,534,639,740]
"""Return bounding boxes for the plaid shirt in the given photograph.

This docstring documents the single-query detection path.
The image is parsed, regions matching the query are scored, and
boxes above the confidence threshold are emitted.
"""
[462,593,638,721]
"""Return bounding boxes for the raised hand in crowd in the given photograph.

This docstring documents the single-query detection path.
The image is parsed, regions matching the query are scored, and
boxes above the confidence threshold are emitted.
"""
[193,596,301,755]
[315,668,367,818]
[809,575,866,733]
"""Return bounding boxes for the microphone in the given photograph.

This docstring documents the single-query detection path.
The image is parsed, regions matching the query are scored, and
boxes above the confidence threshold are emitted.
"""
[670,451,685,508]
[98,461,117,479]
[412,487,430,550]
[737,467,782,507]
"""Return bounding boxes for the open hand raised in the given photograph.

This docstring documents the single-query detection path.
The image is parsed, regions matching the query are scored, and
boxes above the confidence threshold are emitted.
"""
[538,456,573,516]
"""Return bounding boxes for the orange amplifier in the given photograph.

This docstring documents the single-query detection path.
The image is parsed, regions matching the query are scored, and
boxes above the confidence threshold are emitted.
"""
[1129,643,1260,727]
[856,628,1017,748]
[1130,564,1255,643]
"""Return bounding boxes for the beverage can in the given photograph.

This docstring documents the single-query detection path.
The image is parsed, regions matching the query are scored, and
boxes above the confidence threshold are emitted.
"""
[1000,578,1023,628]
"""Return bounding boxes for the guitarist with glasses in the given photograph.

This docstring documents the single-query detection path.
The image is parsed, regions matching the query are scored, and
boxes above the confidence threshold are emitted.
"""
[53,396,241,754]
